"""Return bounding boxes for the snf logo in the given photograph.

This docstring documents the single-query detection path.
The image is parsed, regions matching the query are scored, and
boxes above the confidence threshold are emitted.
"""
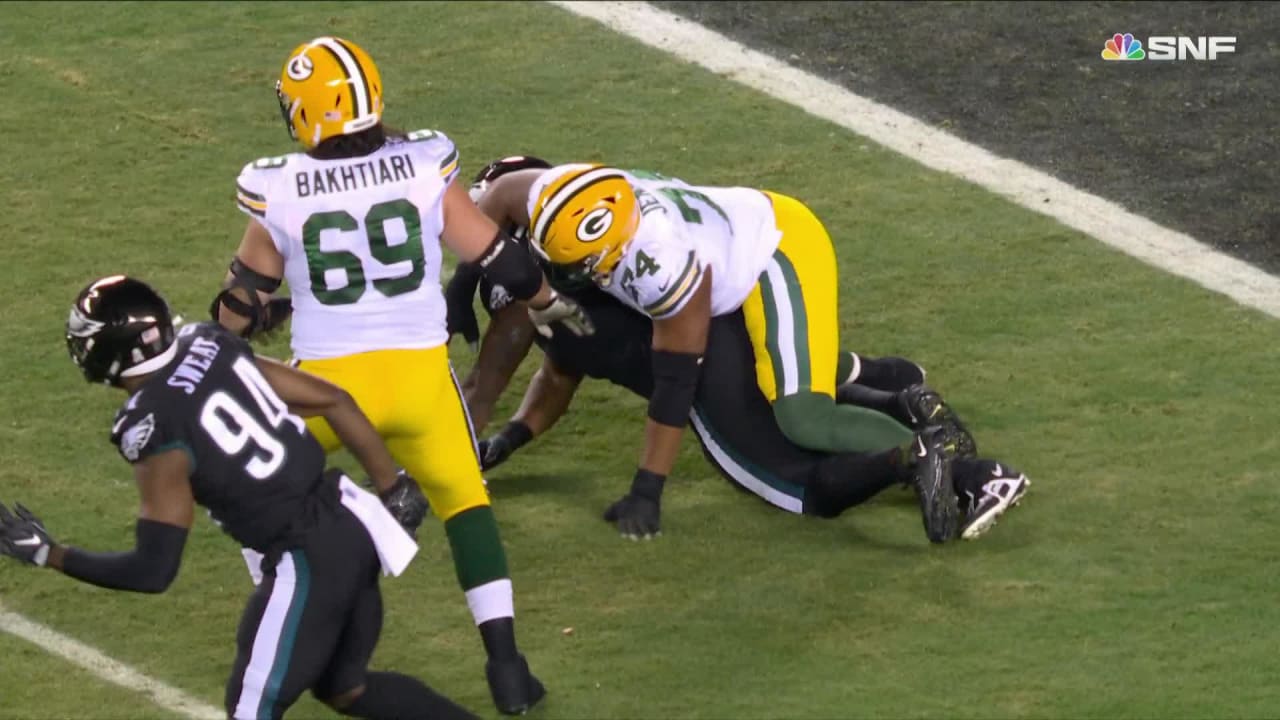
[1102,33,1237,61]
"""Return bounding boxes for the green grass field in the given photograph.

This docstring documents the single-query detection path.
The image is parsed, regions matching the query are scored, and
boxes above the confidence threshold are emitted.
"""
[2,2,1279,718]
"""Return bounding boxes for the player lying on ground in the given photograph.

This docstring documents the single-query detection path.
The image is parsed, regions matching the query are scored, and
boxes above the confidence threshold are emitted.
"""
[449,158,1031,543]
[472,159,987,542]
[208,37,579,713]
[0,276,478,720]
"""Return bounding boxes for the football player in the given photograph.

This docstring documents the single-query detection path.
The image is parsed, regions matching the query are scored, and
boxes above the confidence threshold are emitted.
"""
[451,158,1030,542]
[469,161,981,543]
[0,276,476,720]
[208,38,578,713]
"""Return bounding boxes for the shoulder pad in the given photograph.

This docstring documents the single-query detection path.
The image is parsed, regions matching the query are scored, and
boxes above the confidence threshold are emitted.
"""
[402,129,459,183]
[109,391,167,464]
[234,156,289,219]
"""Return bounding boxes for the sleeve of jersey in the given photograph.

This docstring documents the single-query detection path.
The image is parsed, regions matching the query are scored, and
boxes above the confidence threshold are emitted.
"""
[405,129,460,185]
[110,398,190,468]
[234,163,268,219]
[437,138,460,185]
[638,248,705,320]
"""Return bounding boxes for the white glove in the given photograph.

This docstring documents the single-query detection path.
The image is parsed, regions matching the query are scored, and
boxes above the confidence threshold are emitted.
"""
[528,291,595,338]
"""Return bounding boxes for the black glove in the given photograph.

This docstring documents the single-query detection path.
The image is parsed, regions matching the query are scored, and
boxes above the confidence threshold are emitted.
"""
[258,297,294,337]
[444,263,483,351]
[0,502,55,567]
[603,469,664,540]
[477,421,533,471]
[377,471,430,538]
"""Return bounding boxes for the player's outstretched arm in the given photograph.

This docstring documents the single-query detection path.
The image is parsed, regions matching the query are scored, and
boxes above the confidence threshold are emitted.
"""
[441,180,593,336]
[477,355,584,471]
[0,449,194,594]
[254,357,397,492]
[604,268,713,540]
[461,303,539,433]
[254,357,428,533]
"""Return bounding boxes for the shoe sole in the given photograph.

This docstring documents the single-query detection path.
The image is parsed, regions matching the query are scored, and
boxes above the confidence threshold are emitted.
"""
[960,476,1030,541]
[915,444,960,543]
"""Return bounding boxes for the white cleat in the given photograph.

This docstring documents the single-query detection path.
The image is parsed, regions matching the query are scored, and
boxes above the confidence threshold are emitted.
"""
[960,464,1030,540]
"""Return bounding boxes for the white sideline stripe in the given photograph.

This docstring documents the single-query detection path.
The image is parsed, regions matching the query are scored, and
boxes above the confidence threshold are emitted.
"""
[0,606,222,720]
[548,1,1280,320]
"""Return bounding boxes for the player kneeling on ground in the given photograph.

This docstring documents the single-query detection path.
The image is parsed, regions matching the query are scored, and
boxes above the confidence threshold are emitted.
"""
[0,276,477,720]
[450,158,1031,543]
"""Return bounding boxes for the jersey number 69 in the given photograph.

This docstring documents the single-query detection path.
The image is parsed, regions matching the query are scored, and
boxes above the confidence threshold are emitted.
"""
[302,198,425,306]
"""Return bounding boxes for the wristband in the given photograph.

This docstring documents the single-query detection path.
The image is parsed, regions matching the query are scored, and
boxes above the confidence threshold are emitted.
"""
[499,420,534,451]
[631,468,666,501]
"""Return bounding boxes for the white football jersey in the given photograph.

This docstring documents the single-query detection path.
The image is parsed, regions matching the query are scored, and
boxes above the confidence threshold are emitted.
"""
[235,129,460,359]
[527,168,781,320]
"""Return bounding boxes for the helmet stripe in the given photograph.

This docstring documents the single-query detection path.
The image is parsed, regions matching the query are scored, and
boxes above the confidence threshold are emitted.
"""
[118,341,178,378]
[310,37,370,119]
[532,167,629,246]
[332,37,374,117]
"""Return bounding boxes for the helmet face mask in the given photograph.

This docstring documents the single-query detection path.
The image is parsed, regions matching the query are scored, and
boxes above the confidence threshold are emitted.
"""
[66,276,177,387]
[275,80,299,142]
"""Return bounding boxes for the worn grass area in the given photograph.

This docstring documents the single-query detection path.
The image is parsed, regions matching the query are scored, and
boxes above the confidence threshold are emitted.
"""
[1,2,1278,718]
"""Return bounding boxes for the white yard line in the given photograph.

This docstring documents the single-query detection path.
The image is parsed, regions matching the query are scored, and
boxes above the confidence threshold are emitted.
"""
[549,1,1280,319]
[0,606,223,720]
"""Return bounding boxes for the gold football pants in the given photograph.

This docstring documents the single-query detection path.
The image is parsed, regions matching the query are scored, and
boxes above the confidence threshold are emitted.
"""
[296,345,489,521]
[742,191,841,403]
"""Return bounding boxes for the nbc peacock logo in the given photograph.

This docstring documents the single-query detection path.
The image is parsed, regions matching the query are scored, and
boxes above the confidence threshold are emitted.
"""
[1102,33,1146,60]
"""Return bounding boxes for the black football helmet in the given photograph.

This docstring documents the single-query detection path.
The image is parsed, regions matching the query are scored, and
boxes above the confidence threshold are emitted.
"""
[469,155,552,202]
[67,276,177,386]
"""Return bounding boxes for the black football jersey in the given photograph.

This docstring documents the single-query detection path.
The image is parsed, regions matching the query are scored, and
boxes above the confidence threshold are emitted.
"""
[109,322,328,551]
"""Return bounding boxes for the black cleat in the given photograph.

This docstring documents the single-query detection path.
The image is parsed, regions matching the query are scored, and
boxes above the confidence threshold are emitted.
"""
[486,654,546,715]
[899,384,977,458]
[911,426,960,543]
[959,462,1030,540]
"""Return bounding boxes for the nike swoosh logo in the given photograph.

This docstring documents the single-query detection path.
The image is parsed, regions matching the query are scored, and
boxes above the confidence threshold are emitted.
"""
[14,535,42,547]
[112,415,129,435]
[992,463,1003,476]
[914,436,928,458]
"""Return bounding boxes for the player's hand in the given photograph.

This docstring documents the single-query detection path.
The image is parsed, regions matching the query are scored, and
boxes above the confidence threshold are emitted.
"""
[603,494,661,540]
[528,291,594,339]
[257,297,294,338]
[476,421,533,471]
[445,264,483,351]
[377,471,430,538]
[603,469,665,540]
[476,436,510,471]
[0,502,55,567]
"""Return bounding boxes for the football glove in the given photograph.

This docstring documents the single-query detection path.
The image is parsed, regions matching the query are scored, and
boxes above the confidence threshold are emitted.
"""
[477,421,534,471]
[0,502,55,567]
[377,471,430,538]
[444,263,483,351]
[528,291,594,339]
[603,470,664,540]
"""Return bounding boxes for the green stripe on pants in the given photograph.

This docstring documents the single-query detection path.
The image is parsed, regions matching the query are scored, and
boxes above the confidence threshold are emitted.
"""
[258,551,311,719]
[758,267,789,399]
[771,250,811,391]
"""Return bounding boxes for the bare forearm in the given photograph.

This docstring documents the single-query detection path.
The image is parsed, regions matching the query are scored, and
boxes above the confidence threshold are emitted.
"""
[512,365,580,436]
[325,395,399,493]
[639,419,685,477]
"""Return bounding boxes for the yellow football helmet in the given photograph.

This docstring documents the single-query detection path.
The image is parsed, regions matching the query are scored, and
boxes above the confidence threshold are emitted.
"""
[529,164,640,283]
[275,36,385,149]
